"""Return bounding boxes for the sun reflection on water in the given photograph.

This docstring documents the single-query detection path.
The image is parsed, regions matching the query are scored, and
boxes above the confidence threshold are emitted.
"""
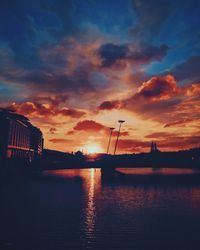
[85,169,95,236]
[83,169,101,244]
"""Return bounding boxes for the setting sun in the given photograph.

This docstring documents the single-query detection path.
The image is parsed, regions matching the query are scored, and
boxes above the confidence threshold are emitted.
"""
[85,144,103,154]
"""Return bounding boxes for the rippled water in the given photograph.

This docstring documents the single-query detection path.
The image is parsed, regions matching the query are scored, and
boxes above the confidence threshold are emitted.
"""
[1,168,200,250]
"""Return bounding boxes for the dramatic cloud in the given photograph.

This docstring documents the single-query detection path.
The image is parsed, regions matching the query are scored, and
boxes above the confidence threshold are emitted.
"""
[156,134,200,151]
[98,74,200,129]
[145,132,177,139]
[49,138,71,144]
[0,38,104,99]
[58,108,86,118]
[98,74,180,110]
[98,100,125,110]
[74,120,106,132]
[186,84,200,96]
[33,95,68,107]
[72,120,129,136]
[8,101,86,119]
[135,75,179,100]
[0,0,199,153]
[116,133,200,152]
[116,139,151,152]
[49,128,57,134]
[98,43,129,67]
[164,118,196,128]
[98,43,169,67]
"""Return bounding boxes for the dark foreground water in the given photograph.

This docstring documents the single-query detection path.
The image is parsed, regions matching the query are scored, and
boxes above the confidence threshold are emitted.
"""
[1,168,200,250]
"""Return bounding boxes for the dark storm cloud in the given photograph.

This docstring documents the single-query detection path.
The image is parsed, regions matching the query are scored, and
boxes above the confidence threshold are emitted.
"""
[98,43,169,67]
[98,43,129,67]
[131,0,171,41]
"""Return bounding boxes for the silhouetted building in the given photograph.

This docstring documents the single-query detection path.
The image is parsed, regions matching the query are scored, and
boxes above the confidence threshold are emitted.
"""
[0,109,43,162]
[150,141,159,153]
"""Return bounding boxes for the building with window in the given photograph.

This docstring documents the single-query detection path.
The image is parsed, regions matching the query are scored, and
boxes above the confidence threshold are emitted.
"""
[0,109,43,162]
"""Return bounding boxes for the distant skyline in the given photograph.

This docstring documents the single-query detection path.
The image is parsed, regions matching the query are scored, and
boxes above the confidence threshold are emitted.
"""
[0,0,200,153]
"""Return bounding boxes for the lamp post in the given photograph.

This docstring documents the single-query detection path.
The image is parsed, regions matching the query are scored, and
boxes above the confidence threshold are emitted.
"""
[113,120,125,155]
[106,127,115,154]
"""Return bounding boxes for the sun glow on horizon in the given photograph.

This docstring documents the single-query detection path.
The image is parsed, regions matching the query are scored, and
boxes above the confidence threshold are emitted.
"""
[85,144,103,154]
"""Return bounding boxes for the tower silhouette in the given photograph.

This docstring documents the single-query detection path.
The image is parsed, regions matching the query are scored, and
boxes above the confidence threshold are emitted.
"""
[150,141,158,153]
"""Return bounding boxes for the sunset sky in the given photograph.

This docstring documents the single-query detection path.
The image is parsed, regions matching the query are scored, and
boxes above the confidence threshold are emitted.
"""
[0,0,200,153]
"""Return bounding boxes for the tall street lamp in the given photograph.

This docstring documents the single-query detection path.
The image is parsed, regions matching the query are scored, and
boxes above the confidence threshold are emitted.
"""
[113,120,125,155]
[106,127,115,154]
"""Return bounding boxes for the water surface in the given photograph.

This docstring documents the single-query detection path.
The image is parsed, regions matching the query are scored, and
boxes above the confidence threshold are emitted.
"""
[1,168,200,250]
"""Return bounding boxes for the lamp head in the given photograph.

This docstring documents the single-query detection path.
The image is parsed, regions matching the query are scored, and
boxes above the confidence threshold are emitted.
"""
[118,120,125,123]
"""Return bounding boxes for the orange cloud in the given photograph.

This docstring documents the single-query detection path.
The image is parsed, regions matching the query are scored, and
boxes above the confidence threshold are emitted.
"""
[8,101,86,119]
[49,128,57,134]
[186,83,200,96]
[115,133,200,153]
[164,119,194,128]
[145,132,176,138]
[49,138,72,144]
[136,75,179,101]
[98,100,125,110]
[74,120,106,132]
[97,74,200,129]
[72,120,129,136]
[58,108,86,118]
[98,74,180,111]
[116,139,151,152]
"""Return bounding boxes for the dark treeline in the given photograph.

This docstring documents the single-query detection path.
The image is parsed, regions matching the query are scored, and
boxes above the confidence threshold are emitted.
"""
[37,147,200,169]
[96,148,200,169]
[1,147,200,173]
